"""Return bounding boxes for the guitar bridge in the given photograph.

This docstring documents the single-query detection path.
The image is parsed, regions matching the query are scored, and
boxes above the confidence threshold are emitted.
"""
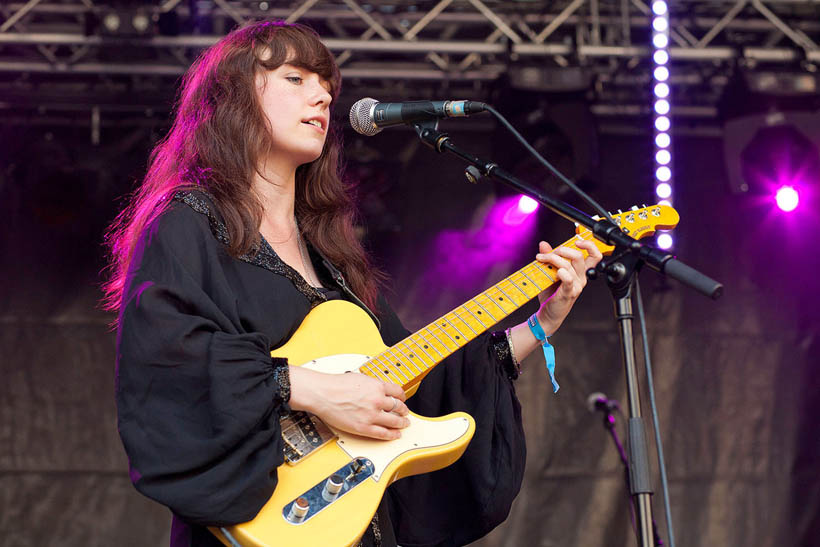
[280,411,336,464]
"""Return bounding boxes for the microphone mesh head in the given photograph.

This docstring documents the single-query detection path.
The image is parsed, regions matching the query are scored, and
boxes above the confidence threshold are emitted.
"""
[349,97,381,136]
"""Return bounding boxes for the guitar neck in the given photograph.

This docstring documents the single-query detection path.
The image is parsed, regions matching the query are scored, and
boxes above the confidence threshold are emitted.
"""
[359,232,590,392]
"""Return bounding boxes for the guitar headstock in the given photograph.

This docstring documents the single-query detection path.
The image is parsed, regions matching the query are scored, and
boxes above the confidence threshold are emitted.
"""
[576,204,680,255]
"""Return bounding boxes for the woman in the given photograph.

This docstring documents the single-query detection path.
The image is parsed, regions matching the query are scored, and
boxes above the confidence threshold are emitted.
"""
[104,20,602,547]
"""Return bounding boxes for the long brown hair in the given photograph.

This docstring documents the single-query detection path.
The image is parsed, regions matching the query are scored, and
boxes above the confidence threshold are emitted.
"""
[102,20,384,316]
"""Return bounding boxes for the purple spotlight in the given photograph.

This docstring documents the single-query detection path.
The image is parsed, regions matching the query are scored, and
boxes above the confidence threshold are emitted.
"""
[656,133,671,148]
[655,116,671,132]
[656,182,672,198]
[775,185,799,212]
[657,232,673,249]
[503,196,539,225]
[517,195,539,214]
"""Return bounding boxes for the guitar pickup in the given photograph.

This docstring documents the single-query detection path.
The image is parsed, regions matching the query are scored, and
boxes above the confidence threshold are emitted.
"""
[280,411,336,464]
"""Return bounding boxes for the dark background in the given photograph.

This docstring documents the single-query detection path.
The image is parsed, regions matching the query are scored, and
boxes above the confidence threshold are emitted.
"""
[1,81,819,547]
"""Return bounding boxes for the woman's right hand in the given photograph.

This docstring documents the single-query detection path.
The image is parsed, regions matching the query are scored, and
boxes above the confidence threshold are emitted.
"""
[287,365,411,440]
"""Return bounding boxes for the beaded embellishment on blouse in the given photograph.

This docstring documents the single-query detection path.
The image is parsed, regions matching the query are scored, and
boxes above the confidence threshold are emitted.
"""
[173,191,327,306]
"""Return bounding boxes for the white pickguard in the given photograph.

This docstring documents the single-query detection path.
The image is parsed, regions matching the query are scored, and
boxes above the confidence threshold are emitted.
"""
[301,354,472,481]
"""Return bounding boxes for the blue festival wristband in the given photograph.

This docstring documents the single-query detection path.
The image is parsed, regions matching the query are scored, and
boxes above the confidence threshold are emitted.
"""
[527,313,559,393]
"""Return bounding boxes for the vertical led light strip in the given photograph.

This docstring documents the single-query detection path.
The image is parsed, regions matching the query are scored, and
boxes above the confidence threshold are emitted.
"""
[651,0,674,249]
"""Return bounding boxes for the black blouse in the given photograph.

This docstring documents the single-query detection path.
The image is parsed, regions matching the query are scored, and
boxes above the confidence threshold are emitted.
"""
[115,191,526,547]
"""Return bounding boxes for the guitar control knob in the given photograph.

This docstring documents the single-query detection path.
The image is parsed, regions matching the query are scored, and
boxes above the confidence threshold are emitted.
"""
[287,497,310,523]
[322,474,344,502]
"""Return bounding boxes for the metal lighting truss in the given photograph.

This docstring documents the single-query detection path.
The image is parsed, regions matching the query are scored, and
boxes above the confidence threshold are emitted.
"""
[0,0,818,133]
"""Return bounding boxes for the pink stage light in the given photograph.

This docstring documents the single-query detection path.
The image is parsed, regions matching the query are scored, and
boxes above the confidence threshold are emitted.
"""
[775,185,799,212]
[517,195,539,214]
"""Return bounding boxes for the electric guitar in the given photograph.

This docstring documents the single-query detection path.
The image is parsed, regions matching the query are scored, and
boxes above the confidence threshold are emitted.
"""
[211,204,680,547]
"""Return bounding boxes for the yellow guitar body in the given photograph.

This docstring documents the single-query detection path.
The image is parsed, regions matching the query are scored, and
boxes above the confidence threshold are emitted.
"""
[210,300,477,547]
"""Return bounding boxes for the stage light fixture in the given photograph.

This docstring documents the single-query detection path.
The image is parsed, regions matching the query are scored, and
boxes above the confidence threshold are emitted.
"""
[651,0,673,249]
[654,66,669,82]
[517,195,539,214]
[657,233,674,249]
[654,50,669,65]
[775,185,799,212]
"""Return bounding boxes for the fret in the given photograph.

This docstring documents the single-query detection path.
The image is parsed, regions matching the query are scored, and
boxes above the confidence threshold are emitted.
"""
[404,337,436,365]
[420,328,452,355]
[453,307,479,335]
[506,276,532,300]
[440,315,469,341]
[485,287,515,314]
[382,351,412,383]
[478,291,507,316]
[395,341,427,375]
[390,346,420,380]
[519,268,542,293]
[532,262,556,283]
[411,332,445,359]
[359,360,388,382]
[470,297,497,322]
[431,321,460,349]
[397,338,438,374]
[462,304,489,329]
[369,356,401,384]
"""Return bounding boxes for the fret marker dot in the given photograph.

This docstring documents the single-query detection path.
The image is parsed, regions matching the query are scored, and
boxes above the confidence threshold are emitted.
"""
[424,345,429,348]
[477,311,482,314]
[384,370,389,374]
[409,354,414,358]
[455,336,460,340]
[498,297,504,301]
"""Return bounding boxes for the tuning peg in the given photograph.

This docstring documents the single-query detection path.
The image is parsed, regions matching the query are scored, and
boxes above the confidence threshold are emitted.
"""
[631,205,639,210]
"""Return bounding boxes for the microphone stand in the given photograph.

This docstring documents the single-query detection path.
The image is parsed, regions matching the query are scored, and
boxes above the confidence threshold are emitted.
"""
[598,403,664,546]
[411,121,723,547]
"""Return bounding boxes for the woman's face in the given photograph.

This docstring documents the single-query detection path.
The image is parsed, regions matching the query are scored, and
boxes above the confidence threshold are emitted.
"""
[256,61,333,171]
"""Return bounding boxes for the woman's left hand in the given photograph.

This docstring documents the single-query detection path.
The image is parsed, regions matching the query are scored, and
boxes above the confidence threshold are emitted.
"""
[534,238,603,336]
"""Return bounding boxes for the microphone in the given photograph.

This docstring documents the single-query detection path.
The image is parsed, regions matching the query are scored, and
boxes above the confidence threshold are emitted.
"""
[349,97,487,136]
[586,392,620,414]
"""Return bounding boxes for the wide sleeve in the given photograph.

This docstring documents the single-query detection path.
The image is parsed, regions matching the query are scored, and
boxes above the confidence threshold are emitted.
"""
[115,204,286,527]
[377,296,527,547]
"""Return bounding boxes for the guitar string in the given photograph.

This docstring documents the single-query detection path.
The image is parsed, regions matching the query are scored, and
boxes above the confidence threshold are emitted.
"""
[360,231,598,385]
[366,206,671,383]
[361,232,597,383]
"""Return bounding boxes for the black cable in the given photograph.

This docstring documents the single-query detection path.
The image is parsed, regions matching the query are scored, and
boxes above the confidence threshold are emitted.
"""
[483,104,615,224]
[634,276,676,547]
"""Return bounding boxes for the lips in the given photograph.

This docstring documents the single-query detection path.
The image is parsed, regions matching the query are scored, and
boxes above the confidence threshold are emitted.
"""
[302,116,327,133]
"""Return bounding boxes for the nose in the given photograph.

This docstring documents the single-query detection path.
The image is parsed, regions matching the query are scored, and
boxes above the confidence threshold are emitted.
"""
[309,77,332,107]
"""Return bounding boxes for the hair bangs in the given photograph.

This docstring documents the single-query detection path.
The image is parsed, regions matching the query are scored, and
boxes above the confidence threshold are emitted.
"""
[255,24,341,100]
